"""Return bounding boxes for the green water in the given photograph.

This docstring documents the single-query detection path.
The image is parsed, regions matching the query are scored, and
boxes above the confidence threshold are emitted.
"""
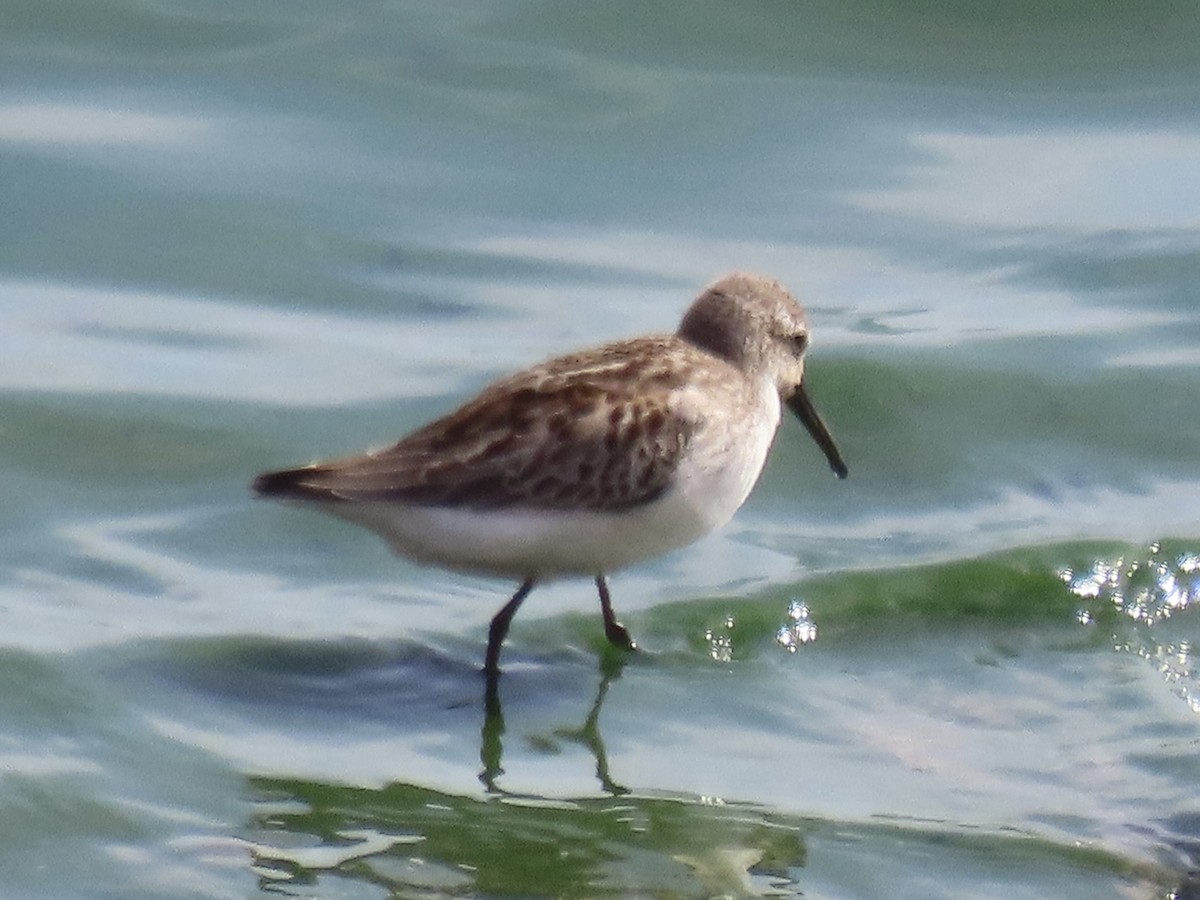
[3,2,1200,897]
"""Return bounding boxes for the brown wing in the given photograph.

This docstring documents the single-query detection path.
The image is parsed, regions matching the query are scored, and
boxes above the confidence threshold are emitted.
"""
[254,339,695,512]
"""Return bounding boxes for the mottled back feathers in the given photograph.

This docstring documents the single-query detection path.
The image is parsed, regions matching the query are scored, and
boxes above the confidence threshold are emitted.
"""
[254,336,708,512]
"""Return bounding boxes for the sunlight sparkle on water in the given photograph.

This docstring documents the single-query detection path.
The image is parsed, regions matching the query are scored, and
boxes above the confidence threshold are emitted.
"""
[776,600,818,654]
[1064,543,1199,625]
[1064,542,1200,713]
[704,616,735,663]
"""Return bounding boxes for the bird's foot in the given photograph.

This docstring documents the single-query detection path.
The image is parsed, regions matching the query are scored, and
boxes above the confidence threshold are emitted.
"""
[604,620,637,652]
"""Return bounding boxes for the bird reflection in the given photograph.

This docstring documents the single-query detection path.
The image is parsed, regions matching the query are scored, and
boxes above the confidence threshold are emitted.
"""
[480,653,628,796]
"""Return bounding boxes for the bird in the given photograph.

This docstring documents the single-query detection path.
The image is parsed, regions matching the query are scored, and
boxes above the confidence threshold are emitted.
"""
[253,272,848,674]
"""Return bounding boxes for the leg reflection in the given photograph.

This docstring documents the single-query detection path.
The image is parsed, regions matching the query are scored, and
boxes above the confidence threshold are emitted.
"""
[478,654,629,796]
[479,668,505,793]
[555,652,629,796]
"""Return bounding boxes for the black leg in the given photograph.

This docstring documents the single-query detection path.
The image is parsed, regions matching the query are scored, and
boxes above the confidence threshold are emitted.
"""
[596,575,636,651]
[485,578,535,675]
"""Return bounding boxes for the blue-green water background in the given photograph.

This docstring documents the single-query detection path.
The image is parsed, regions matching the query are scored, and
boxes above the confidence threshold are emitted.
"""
[4,2,1200,897]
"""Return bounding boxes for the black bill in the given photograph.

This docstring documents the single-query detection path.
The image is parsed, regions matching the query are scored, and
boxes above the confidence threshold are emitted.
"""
[786,382,849,479]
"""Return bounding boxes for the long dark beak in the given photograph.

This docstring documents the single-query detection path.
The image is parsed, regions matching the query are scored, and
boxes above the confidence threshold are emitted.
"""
[786,382,848,479]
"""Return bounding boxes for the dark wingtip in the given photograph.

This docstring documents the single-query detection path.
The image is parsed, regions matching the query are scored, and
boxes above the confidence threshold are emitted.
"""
[252,467,325,499]
[832,459,849,480]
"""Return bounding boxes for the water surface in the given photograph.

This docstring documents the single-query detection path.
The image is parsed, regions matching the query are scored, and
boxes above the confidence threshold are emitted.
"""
[3,2,1200,897]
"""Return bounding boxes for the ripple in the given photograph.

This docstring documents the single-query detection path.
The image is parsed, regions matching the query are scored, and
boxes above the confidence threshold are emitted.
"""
[0,103,211,147]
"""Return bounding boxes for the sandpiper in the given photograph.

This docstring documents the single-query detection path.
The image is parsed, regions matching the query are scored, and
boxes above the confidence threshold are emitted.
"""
[254,272,847,673]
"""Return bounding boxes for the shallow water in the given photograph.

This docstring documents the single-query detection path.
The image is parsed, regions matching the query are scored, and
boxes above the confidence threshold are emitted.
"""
[3,2,1200,897]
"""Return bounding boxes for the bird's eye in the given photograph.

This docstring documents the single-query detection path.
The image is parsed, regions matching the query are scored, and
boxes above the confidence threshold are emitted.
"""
[791,332,809,353]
